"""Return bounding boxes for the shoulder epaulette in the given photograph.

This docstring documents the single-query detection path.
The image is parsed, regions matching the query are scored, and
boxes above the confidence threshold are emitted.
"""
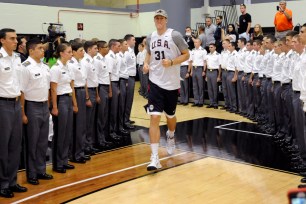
[15,52,20,57]
[0,53,3,58]
[22,61,31,67]
[69,60,74,64]
[110,54,115,59]
[86,58,90,63]
[96,56,101,60]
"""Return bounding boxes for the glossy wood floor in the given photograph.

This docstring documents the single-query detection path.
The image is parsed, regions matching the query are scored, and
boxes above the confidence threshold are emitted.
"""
[0,82,300,204]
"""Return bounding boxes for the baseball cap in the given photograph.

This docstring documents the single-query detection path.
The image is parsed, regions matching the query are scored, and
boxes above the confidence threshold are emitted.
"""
[154,9,168,18]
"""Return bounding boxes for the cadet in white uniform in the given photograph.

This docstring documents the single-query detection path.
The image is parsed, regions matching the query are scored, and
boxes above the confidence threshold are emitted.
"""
[143,9,189,171]
[94,41,116,148]
[81,41,99,157]
[50,43,77,173]
[179,50,191,105]
[220,40,230,109]
[204,43,221,108]
[190,38,207,107]
[0,28,27,198]
[20,39,53,185]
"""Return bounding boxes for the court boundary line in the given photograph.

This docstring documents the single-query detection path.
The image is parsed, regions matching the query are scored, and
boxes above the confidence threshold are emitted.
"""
[216,126,272,137]
[214,121,242,128]
[12,152,188,204]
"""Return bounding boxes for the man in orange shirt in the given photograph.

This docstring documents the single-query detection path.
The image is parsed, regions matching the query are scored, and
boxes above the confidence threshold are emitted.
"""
[274,1,293,39]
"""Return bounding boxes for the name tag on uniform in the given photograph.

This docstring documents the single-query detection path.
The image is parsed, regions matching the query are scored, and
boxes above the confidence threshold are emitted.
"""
[103,66,106,69]
[92,69,95,71]
[4,67,10,71]
[35,73,40,77]
[78,67,81,70]
[62,72,66,74]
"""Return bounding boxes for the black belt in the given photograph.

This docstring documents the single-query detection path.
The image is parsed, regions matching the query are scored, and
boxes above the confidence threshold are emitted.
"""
[74,86,85,90]
[87,87,96,90]
[273,81,281,84]
[129,76,136,78]
[0,97,19,101]
[228,70,235,73]
[245,72,251,75]
[294,90,301,94]
[194,66,204,68]
[254,73,258,76]
[208,69,217,72]
[238,71,244,74]
[181,65,188,68]
[99,84,109,88]
[266,77,271,80]
[58,93,71,97]
[119,78,128,81]
[282,83,291,86]
[111,81,119,84]
[26,100,48,104]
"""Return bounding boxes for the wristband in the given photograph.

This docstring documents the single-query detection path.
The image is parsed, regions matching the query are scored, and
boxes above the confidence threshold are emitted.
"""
[170,60,173,66]
[86,97,90,100]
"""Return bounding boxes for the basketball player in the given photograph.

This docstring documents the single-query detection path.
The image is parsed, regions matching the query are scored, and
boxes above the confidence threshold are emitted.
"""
[143,9,189,171]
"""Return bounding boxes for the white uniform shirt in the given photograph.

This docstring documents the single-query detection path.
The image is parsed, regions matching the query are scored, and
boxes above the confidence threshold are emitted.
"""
[125,47,136,76]
[226,50,237,71]
[0,47,22,98]
[220,50,230,69]
[252,51,263,74]
[244,50,257,73]
[299,49,306,110]
[94,53,110,85]
[272,52,286,82]
[259,50,271,77]
[181,50,192,66]
[281,50,294,83]
[191,47,207,67]
[81,53,98,88]
[137,49,146,66]
[117,51,129,79]
[69,57,86,87]
[266,50,277,78]
[106,50,119,81]
[147,28,188,90]
[292,53,302,91]
[50,60,74,95]
[236,47,249,72]
[206,51,221,69]
[21,57,50,101]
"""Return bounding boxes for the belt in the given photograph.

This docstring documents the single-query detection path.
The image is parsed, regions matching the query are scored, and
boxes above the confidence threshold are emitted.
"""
[273,81,281,84]
[238,71,244,74]
[87,87,96,90]
[294,90,301,94]
[181,65,188,68]
[194,66,204,69]
[208,69,217,71]
[228,70,235,73]
[129,76,136,78]
[99,84,109,88]
[222,68,227,71]
[119,78,128,81]
[111,81,119,84]
[282,83,291,86]
[58,93,72,97]
[26,100,48,104]
[253,73,258,76]
[245,72,251,75]
[267,77,272,80]
[74,86,85,90]
[0,97,19,101]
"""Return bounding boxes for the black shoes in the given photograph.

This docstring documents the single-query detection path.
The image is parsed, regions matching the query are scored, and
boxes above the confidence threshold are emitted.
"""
[70,158,86,164]
[53,167,66,173]
[82,155,91,161]
[63,164,75,169]
[37,173,53,180]
[127,120,135,124]
[0,188,14,198]
[27,177,39,185]
[191,103,198,107]
[118,129,129,136]
[206,105,213,108]
[214,106,218,109]
[198,104,203,107]
[10,184,27,193]
[183,103,188,106]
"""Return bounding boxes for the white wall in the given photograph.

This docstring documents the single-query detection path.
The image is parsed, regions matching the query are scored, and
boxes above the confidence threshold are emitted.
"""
[0,3,155,40]
[191,0,306,28]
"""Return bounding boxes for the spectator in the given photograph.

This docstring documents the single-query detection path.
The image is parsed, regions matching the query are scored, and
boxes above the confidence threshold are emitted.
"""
[274,0,293,39]
[204,17,216,52]
[237,3,252,41]
[184,26,196,50]
[16,36,27,62]
[214,15,223,53]
[198,26,207,48]
[221,24,238,43]
[251,24,264,41]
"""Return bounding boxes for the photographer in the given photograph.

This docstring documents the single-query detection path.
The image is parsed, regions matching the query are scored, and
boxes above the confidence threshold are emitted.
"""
[184,26,196,50]
[214,16,223,53]
[274,0,293,40]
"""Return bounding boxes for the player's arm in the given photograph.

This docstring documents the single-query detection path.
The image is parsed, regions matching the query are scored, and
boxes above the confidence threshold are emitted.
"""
[143,52,151,74]
[163,49,190,68]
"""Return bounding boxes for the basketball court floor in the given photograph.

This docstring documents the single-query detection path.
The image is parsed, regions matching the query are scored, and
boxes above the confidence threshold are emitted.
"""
[0,83,300,204]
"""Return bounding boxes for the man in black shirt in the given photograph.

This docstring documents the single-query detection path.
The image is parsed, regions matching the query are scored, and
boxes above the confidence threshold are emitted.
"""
[16,36,28,62]
[214,16,223,53]
[237,4,252,41]
[184,26,196,50]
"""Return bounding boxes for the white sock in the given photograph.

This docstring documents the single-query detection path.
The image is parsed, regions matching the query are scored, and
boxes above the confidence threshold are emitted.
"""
[150,143,159,157]
[167,130,175,138]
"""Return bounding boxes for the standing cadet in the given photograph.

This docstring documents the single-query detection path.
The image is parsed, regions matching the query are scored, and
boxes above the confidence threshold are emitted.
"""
[124,34,137,128]
[106,39,123,138]
[117,39,130,134]
[0,28,27,198]
[142,38,149,99]
[94,41,116,148]
[50,43,78,173]
[21,38,53,185]
[137,43,145,96]
[226,42,238,112]
[143,9,189,170]
[236,38,248,115]
[69,42,87,164]
[220,40,230,110]
[204,43,221,109]
[179,50,191,105]
[190,38,207,107]
[82,41,100,156]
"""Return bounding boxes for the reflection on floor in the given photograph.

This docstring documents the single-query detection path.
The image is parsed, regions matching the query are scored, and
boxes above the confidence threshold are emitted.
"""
[132,117,293,173]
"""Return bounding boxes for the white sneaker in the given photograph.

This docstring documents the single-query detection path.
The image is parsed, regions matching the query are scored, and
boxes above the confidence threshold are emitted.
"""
[147,155,162,171]
[166,132,175,155]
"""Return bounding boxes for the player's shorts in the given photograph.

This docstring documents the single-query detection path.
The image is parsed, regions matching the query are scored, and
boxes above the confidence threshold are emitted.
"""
[144,81,178,118]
